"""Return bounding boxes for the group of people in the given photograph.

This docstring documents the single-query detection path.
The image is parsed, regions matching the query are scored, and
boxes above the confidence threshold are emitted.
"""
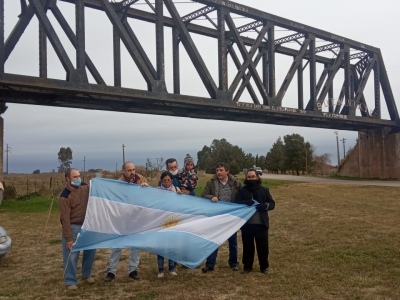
[58,154,275,291]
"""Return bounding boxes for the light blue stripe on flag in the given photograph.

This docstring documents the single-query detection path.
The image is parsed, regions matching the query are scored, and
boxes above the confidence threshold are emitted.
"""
[73,178,256,268]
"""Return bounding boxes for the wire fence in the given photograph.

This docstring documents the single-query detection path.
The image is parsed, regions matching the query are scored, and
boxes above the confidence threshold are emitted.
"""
[2,173,111,199]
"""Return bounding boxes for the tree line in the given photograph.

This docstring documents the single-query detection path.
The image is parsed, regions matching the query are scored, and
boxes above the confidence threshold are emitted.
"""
[53,133,332,176]
[197,134,318,175]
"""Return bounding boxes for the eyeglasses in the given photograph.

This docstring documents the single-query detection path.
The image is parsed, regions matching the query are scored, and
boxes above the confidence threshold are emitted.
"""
[246,175,258,179]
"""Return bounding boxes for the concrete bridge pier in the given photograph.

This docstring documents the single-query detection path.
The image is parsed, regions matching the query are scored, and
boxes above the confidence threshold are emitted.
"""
[338,128,400,179]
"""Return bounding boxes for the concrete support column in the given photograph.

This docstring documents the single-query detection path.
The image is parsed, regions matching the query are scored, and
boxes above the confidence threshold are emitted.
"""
[339,128,400,179]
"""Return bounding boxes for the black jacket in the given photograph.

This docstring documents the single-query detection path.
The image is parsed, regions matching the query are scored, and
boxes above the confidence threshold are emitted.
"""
[235,183,275,228]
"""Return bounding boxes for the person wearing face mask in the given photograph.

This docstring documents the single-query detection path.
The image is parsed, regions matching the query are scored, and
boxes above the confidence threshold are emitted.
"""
[104,162,148,282]
[58,168,96,291]
[235,168,275,275]
[158,158,190,195]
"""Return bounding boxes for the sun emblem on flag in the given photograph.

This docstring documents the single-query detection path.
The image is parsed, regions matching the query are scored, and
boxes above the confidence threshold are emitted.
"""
[161,214,181,228]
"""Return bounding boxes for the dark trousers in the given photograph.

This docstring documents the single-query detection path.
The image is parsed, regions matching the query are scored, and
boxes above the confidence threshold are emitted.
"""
[205,232,238,269]
[241,224,269,271]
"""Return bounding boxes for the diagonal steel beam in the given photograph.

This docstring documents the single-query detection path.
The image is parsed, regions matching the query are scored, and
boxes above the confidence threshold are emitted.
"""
[99,0,156,89]
[113,0,140,11]
[164,0,218,98]
[315,43,340,53]
[317,49,346,105]
[377,51,399,122]
[227,41,258,103]
[5,2,36,61]
[237,20,262,33]
[29,0,77,80]
[0,0,4,74]
[350,66,369,117]
[354,56,376,112]
[121,19,157,80]
[274,33,305,46]
[182,5,215,23]
[373,60,380,118]
[51,5,105,84]
[233,51,263,104]
[275,38,311,105]
[225,15,269,104]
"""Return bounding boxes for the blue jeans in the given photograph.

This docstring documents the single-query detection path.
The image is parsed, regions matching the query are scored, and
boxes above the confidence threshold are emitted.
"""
[107,248,140,274]
[157,255,175,272]
[61,224,96,286]
[205,232,238,269]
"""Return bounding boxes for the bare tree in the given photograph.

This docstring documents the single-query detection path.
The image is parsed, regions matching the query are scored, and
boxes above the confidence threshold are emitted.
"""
[314,153,331,175]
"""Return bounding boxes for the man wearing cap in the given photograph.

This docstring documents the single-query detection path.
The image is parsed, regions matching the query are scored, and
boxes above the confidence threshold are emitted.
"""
[104,162,148,282]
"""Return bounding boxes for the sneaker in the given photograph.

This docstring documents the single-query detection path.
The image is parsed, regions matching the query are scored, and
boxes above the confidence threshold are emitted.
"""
[83,277,95,284]
[66,285,78,291]
[201,266,214,273]
[104,272,115,282]
[261,268,269,275]
[169,270,178,276]
[231,266,239,271]
[129,270,140,280]
[157,272,164,278]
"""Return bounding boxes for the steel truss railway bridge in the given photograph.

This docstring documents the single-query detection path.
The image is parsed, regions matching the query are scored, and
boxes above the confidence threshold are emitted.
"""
[0,0,399,178]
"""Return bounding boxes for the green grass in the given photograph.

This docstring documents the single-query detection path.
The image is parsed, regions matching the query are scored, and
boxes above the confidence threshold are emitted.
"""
[195,175,299,196]
[1,182,400,299]
[0,193,57,213]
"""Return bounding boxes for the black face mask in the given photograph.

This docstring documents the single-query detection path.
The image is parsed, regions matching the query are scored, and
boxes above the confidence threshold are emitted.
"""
[244,179,261,187]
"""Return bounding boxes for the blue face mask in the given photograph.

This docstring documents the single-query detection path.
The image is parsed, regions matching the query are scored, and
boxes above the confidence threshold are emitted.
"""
[71,178,82,187]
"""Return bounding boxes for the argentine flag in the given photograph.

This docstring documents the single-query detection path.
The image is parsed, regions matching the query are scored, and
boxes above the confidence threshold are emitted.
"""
[73,178,256,268]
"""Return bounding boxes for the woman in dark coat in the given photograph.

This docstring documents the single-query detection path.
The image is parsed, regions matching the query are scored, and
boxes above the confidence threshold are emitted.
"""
[235,168,275,274]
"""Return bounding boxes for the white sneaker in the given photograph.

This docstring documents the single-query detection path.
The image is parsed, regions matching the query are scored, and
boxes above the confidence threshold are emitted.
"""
[157,272,164,278]
[169,270,178,276]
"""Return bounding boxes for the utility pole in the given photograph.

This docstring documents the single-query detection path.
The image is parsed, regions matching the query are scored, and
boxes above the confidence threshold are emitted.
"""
[340,138,347,158]
[122,143,126,165]
[334,131,340,167]
[4,144,10,174]
[83,156,86,172]
[115,162,118,173]
[304,143,308,174]
[156,157,162,171]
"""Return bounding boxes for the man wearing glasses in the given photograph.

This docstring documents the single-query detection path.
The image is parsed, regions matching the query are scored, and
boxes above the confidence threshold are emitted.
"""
[235,168,275,275]
[104,162,148,282]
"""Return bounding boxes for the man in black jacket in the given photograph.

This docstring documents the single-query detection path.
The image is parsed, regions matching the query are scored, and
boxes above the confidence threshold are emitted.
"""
[235,168,275,274]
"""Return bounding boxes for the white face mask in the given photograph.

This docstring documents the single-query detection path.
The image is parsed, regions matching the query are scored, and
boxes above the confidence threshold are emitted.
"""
[170,169,178,176]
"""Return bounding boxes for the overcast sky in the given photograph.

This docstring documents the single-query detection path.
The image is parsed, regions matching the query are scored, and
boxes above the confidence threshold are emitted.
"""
[2,0,399,173]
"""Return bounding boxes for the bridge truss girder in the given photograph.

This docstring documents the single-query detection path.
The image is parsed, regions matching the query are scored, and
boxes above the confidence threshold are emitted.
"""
[0,0,398,132]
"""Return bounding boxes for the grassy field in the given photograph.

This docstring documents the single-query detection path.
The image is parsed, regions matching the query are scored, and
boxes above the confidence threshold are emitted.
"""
[0,175,399,299]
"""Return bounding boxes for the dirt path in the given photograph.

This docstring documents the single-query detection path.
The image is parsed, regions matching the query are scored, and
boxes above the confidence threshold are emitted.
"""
[261,173,400,187]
